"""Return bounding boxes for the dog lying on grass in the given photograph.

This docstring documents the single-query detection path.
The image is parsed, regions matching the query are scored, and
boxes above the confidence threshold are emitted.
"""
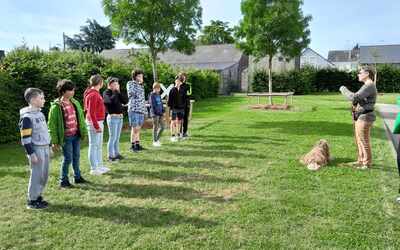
[300,139,331,171]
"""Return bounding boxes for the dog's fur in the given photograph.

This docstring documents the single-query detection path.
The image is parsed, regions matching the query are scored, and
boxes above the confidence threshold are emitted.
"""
[300,139,331,171]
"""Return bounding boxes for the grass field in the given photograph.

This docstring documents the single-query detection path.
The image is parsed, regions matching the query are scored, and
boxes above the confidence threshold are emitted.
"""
[1,94,400,249]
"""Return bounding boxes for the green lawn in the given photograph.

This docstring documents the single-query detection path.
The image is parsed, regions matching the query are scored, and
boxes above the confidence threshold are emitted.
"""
[1,94,400,249]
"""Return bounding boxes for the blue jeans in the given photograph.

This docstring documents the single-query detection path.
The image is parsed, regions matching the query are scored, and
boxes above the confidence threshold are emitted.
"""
[107,115,123,158]
[86,120,104,171]
[60,135,81,182]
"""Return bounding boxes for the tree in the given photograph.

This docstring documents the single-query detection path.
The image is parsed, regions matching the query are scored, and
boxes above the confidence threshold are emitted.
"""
[103,0,202,81]
[198,20,235,45]
[65,19,116,53]
[235,0,311,104]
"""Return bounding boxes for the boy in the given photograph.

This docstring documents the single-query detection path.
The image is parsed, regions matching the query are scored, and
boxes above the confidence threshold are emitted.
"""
[19,88,51,209]
[48,80,87,188]
[168,76,185,142]
[103,77,127,161]
[149,82,165,147]
[127,70,146,152]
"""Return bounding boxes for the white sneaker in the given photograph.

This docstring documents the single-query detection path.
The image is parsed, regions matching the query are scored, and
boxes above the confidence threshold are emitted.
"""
[90,169,103,175]
[153,141,161,147]
[99,166,110,173]
[170,137,178,142]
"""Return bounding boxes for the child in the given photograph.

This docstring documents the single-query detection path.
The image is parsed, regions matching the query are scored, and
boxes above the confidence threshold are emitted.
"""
[127,69,146,152]
[149,82,165,147]
[84,74,109,175]
[178,72,192,138]
[168,76,185,142]
[103,77,128,161]
[19,88,51,209]
[48,80,87,188]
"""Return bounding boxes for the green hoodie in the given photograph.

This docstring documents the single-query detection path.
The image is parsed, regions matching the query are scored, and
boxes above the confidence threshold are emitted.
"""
[48,97,87,145]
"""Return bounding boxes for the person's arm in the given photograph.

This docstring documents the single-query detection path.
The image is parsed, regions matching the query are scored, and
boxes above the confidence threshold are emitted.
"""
[87,97,100,131]
[47,104,60,146]
[168,90,174,108]
[340,84,375,103]
[20,117,39,163]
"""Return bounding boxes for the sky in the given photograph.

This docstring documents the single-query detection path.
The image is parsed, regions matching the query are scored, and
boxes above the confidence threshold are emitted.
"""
[1,0,400,57]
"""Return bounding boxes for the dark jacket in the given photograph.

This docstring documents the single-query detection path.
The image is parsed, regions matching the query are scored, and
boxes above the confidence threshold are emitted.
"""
[149,92,164,117]
[103,89,127,115]
[168,86,185,110]
[180,82,190,107]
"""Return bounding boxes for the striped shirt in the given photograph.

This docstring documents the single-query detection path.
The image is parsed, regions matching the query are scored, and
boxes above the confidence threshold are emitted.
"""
[62,101,78,136]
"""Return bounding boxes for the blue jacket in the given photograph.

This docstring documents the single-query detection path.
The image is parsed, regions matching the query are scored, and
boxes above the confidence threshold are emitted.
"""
[149,92,164,117]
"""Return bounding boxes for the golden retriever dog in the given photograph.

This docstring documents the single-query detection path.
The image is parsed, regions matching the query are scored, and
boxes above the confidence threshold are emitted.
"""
[300,139,331,171]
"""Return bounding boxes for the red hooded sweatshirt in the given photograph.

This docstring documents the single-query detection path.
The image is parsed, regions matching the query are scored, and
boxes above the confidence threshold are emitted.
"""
[84,88,105,130]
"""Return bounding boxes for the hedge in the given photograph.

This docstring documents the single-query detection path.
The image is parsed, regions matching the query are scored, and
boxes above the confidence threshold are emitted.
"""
[0,48,219,143]
[252,65,400,94]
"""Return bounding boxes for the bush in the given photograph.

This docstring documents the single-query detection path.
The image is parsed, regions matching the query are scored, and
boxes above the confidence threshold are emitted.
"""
[252,65,400,94]
[0,48,219,143]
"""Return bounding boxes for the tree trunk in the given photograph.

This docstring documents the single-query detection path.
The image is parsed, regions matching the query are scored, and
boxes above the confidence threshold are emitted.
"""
[150,50,158,82]
[268,55,273,105]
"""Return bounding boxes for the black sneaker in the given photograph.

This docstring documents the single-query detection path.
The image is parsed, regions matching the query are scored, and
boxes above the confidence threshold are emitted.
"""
[60,180,73,188]
[108,156,119,163]
[137,144,145,151]
[27,200,46,210]
[74,176,88,184]
[130,145,139,153]
[115,154,124,160]
[37,196,49,207]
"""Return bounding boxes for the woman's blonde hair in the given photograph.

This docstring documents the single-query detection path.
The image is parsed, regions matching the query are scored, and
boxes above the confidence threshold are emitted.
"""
[153,82,161,89]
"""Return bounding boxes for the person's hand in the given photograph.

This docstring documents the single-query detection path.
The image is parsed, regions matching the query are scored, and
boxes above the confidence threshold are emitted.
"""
[115,84,120,92]
[49,147,54,158]
[95,127,102,133]
[29,154,39,164]
[339,86,346,92]
[52,144,60,152]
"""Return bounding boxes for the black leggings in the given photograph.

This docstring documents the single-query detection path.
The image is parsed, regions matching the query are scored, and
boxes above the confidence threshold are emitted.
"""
[183,105,190,134]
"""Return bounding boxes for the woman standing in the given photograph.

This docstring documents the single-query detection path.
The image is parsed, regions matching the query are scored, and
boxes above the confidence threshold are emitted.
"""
[340,66,377,169]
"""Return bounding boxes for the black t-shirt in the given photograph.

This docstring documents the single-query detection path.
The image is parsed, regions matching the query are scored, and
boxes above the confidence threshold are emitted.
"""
[103,89,128,114]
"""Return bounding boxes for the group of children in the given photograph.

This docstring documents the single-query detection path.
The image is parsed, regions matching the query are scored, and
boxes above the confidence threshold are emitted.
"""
[19,70,192,209]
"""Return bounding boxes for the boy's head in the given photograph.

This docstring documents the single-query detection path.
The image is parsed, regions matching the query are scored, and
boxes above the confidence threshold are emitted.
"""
[178,72,187,83]
[56,79,75,98]
[153,82,161,93]
[132,69,144,84]
[24,88,45,108]
[107,77,119,91]
[89,74,104,89]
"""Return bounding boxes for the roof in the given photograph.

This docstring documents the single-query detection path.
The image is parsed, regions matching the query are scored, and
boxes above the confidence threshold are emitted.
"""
[359,44,400,64]
[302,48,335,67]
[328,49,358,62]
[101,44,244,70]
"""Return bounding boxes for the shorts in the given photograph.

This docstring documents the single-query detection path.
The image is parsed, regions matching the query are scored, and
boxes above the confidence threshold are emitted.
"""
[128,112,145,127]
[171,109,184,120]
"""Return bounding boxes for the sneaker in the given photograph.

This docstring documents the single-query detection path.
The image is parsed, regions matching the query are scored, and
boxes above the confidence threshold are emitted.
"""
[90,169,103,175]
[115,154,124,160]
[27,200,46,210]
[60,180,73,188]
[153,141,161,147]
[74,176,88,184]
[98,166,110,174]
[137,144,145,151]
[356,165,369,170]
[130,145,139,153]
[170,136,178,142]
[182,133,189,139]
[37,196,49,207]
[108,156,119,163]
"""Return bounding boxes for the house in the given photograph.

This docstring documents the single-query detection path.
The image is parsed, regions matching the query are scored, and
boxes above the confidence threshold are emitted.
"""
[328,48,359,71]
[101,44,249,94]
[300,48,335,69]
[359,44,400,68]
[0,50,5,60]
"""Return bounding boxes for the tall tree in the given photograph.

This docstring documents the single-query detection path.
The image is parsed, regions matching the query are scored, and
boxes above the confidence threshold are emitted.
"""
[198,20,235,45]
[65,19,116,53]
[103,0,202,81]
[236,0,311,104]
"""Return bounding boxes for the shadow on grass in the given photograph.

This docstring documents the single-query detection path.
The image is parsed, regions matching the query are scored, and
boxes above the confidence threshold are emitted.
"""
[79,182,228,203]
[248,121,386,138]
[109,168,246,184]
[45,203,217,227]
[161,148,269,160]
[120,158,244,169]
